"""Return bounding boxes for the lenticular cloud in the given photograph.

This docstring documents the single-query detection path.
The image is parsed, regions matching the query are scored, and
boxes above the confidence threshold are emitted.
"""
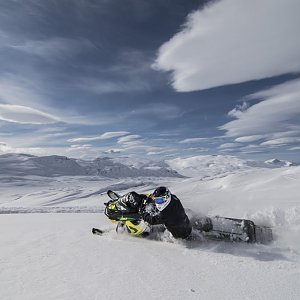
[0,104,59,124]
[154,0,300,91]
[219,79,300,141]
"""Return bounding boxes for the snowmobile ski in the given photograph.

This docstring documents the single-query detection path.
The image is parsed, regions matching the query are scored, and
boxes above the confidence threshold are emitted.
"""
[107,190,121,201]
[92,228,104,235]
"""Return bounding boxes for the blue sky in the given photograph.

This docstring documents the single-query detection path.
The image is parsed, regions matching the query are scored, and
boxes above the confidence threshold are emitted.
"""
[0,0,300,161]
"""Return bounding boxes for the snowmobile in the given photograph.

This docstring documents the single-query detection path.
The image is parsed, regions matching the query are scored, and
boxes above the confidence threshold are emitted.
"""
[92,190,273,244]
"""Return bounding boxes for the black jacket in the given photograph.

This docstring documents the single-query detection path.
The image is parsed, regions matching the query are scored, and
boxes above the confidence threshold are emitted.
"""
[143,194,192,239]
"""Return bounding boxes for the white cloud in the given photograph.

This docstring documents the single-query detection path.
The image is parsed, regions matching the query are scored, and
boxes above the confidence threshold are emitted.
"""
[70,144,92,149]
[154,0,300,91]
[239,145,268,154]
[220,79,300,149]
[235,135,267,143]
[146,149,176,156]
[119,140,144,149]
[67,131,130,143]
[228,102,250,118]
[179,136,225,144]
[179,137,208,144]
[117,135,141,144]
[0,104,59,124]
[0,74,110,126]
[0,75,43,107]
[260,137,300,146]
[218,143,241,149]
[0,142,43,155]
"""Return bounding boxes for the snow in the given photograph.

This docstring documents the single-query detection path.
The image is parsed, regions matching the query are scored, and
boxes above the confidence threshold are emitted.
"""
[264,158,295,167]
[0,154,299,299]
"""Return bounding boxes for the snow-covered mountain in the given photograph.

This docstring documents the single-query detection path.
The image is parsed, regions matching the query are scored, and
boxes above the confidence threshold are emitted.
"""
[166,155,251,178]
[1,153,296,179]
[166,154,296,178]
[0,153,182,178]
[78,157,183,178]
[264,158,295,167]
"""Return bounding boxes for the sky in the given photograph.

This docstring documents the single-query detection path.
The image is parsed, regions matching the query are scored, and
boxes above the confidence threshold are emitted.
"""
[0,0,300,161]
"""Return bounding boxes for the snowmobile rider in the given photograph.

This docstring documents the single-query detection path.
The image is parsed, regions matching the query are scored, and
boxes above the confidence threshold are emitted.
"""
[141,186,192,239]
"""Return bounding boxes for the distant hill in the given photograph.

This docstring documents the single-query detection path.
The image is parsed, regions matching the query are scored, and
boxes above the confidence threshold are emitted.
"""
[264,158,295,167]
[0,153,296,179]
[0,154,183,178]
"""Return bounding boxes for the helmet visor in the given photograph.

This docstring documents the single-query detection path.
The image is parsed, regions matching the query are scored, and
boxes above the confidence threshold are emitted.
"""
[154,196,168,204]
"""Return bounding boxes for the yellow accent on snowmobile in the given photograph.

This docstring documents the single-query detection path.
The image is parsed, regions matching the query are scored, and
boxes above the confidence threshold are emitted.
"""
[124,220,148,236]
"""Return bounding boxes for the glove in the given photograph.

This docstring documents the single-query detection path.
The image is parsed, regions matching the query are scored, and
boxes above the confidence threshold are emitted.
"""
[142,211,150,221]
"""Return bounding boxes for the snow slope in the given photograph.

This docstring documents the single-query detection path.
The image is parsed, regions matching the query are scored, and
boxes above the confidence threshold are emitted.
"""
[0,154,299,300]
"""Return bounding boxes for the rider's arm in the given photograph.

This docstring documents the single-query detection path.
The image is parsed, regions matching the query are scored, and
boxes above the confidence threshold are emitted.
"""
[142,211,164,225]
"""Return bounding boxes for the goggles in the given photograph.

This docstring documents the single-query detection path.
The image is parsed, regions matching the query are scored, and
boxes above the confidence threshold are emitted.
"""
[153,196,168,204]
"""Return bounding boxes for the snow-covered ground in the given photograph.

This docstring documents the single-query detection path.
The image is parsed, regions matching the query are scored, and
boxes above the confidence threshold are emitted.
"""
[0,154,299,299]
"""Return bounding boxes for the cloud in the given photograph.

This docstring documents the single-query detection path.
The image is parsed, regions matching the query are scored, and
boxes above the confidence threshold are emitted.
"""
[77,50,159,94]
[70,144,92,149]
[220,79,300,148]
[179,137,208,144]
[0,75,43,107]
[129,103,182,119]
[146,149,177,156]
[0,142,43,155]
[78,77,152,95]
[239,145,268,154]
[117,135,141,144]
[118,140,144,149]
[260,137,300,146]
[10,37,95,60]
[179,136,225,144]
[218,143,241,149]
[67,131,130,143]
[228,102,249,118]
[154,0,300,91]
[0,104,59,124]
[235,135,267,143]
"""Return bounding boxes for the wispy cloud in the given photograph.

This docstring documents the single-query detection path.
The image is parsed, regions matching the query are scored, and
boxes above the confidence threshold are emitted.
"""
[0,104,59,124]
[0,142,43,155]
[220,79,300,149]
[0,75,43,107]
[10,37,95,60]
[179,137,208,144]
[78,77,151,95]
[116,134,162,153]
[260,137,300,146]
[239,145,269,154]
[129,103,182,119]
[218,143,241,149]
[154,0,300,91]
[117,135,141,144]
[179,136,225,144]
[77,49,159,94]
[67,131,130,143]
[235,135,267,143]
